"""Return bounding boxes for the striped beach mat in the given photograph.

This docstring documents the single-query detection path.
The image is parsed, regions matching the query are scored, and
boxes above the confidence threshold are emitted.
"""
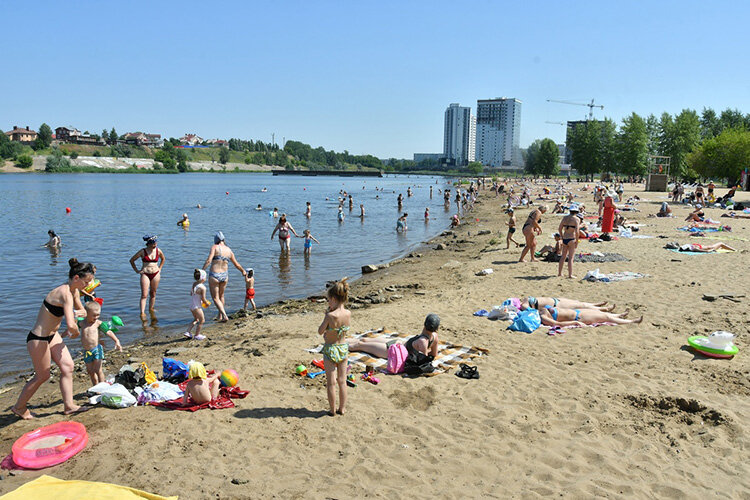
[306,328,488,376]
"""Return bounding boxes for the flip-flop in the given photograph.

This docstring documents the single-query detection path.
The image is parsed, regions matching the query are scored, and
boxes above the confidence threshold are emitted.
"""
[456,364,479,379]
[63,405,92,416]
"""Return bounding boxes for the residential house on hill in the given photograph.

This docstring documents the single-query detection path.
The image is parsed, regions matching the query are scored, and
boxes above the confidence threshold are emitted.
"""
[55,126,81,143]
[179,133,204,146]
[5,126,38,143]
[205,138,228,147]
[123,132,163,147]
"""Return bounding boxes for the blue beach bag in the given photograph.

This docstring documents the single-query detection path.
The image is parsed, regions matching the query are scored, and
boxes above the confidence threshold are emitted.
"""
[162,357,188,381]
[507,309,541,333]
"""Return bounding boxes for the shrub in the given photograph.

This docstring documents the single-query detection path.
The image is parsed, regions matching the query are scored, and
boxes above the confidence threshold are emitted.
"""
[70,151,79,159]
[46,151,72,172]
[16,154,33,169]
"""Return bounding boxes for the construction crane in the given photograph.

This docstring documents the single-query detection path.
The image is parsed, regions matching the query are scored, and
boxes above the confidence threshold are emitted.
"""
[547,99,604,120]
[545,121,565,126]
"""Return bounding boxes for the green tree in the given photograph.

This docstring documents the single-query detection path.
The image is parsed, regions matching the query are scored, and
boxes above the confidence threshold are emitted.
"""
[645,114,660,156]
[568,120,602,180]
[37,123,53,149]
[671,109,701,177]
[16,154,33,168]
[467,161,483,175]
[524,140,541,175]
[109,127,118,144]
[599,118,617,174]
[719,108,746,131]
[687,128,750,182]
[46,150,72,171]
[218,146,230,164]
[616,113,649,176]
[700,108,721,140]
[537,139,560,178]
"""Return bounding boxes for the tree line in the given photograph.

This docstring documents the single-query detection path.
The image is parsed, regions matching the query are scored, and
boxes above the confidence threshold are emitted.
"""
[558,107,750,182]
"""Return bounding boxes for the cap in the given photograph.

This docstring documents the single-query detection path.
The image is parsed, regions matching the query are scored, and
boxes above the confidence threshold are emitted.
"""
[195,269,207,281]
[424,313,440,332]
[568,203,580,212]
[214,231,225,243]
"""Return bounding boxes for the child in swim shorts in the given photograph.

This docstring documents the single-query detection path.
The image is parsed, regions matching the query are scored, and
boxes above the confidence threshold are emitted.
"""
[318,278,351,416]
[79,301,122,385]
[243,268,256,311]
[185,269,208,340]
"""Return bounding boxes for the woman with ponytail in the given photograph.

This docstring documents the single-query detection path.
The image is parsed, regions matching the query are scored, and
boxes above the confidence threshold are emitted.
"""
[11,258,95,419]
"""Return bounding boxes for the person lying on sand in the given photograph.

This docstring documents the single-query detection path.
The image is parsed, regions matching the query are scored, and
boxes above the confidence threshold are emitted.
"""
[347,314,440,359]
[685,205,705,222]
[539,306,642,327]
[520,296,616,312]
[678,242,736,253]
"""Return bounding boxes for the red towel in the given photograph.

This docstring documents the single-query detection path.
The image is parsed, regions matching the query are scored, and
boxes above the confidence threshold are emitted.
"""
[149,379,249,412]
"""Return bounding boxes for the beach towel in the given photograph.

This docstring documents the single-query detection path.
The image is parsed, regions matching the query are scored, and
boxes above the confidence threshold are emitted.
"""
[576,252,629,263]
[148,378,248,411]
[306,328,488,376]
[546,322,617,335]
[0,474,177,499]
[668,248,731,256]
[582,269,646,282]
[678,226,730,232]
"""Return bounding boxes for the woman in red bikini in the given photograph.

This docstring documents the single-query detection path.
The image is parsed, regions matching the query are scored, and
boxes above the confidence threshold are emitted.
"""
[129,234,165,317]
[12,258,95,419]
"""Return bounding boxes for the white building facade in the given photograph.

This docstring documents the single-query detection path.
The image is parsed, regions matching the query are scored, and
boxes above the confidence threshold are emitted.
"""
[475,97,522,167]
[443,103,475,166]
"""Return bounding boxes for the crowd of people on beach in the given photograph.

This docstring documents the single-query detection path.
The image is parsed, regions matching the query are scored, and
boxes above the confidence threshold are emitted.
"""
[10,175,742,420]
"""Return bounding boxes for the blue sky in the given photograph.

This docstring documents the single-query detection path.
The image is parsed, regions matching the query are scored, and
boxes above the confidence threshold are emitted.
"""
[2,1,748,159]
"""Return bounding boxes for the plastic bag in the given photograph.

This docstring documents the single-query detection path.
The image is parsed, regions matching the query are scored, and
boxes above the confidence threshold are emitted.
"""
[507,309,541,333]
[91,383,137,408]
[488,305,518,321]
[162,357,188,382]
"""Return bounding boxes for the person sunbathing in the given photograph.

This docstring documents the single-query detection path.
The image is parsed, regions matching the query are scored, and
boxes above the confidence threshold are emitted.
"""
[685,205,705,222]
[679,242,736,253]
[539,306,642,327]
[520,296,615,312]
[721,211,750,219]
[656,202,672,217]
[347,314,440,359]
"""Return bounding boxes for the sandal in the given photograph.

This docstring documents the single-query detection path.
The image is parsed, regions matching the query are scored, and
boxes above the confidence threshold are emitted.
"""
[456,364,479,379]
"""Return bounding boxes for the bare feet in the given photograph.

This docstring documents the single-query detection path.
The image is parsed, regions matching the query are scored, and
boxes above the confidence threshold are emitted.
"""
[567,275,577,279]
[336,409,345,415]
[327,410,335,417]
[11,406,34,420]
[620,309,631,318]
[634,316,643,324]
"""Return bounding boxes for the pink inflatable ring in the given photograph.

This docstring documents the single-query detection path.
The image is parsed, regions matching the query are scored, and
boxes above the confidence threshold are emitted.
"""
[12,421,88,469]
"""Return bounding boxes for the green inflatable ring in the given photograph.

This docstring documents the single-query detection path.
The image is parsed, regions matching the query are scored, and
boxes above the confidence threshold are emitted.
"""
[687,336,738,358]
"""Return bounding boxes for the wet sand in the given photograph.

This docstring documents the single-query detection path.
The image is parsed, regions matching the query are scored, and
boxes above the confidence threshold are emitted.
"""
[0,183,748,499]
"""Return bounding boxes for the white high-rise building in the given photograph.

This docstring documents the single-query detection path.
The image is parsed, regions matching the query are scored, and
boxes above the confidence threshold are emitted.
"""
[443,103,475,166]
[475,97,522,167]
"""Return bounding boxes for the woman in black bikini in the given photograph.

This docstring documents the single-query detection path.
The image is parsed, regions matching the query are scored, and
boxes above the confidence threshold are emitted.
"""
[12,258,95,419]
[557,204,581,278]
[519,205,547,262]
[129,234,165,317]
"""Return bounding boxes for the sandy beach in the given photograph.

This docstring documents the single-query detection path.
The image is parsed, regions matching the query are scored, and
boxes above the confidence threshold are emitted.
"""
[0,182,748,499]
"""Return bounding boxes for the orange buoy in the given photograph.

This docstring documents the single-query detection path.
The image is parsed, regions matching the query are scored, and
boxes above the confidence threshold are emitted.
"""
[65,207,71,213]
[226,191,229,195]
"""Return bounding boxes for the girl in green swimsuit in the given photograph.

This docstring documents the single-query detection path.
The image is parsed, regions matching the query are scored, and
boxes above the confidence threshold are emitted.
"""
[318,278,352,416]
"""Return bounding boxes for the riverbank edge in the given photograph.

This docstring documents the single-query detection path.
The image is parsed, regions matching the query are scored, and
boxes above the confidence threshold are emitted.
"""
[0,198,473,389]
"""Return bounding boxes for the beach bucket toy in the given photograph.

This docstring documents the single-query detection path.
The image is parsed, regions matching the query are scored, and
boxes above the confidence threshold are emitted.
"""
[295,365,308,377]
[220,369,239,387]
[688,331,738,359]
[12,421,88,469]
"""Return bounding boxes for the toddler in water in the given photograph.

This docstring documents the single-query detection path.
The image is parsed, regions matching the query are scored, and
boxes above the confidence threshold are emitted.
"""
[337,206,345,222]
[243,268,256,311]
[182,361,220,405]
[318,278,351,416]
[184,269,209,340]
[79,301,122,385]
[301,229,320,255]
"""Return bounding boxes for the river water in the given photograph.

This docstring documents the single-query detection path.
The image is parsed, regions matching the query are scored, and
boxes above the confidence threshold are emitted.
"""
[0,173,456,382]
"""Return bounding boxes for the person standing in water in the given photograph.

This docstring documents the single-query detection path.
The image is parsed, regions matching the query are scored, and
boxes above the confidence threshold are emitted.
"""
[305,201,311,218]
[202,232,246,322]
[44,230,61,249]
[271,214,300,252]
[129,234,165,317]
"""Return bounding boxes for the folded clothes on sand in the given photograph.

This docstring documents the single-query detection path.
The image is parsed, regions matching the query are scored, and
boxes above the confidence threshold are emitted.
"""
[307,328,488,376]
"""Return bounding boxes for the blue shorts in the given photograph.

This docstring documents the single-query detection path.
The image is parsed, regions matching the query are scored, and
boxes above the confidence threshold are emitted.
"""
[83,344,104,363]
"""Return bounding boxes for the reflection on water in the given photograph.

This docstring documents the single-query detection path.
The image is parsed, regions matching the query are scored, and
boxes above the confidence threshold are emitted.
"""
[0,173,456,380]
